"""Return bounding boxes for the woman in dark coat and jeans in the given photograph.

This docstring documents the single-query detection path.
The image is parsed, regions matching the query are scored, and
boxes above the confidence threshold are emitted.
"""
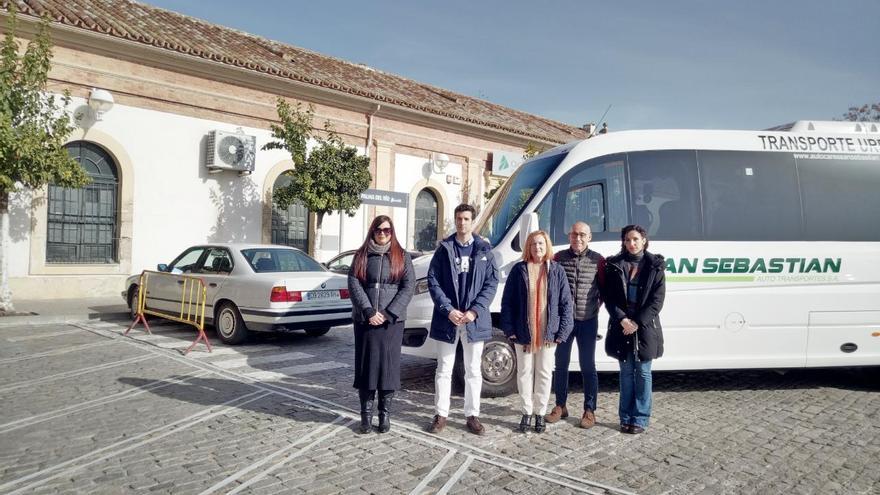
[348,216,414,434]
[604,224,665,434]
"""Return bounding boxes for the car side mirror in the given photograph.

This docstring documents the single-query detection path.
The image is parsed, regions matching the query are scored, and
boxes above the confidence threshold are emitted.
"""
[157,263,168,272]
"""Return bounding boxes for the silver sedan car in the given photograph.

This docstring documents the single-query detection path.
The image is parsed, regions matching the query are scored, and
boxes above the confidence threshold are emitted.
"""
[122,243,352,344]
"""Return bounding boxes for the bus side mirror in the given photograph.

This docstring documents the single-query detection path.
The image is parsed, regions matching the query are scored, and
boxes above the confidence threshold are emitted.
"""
[518,212,539,252]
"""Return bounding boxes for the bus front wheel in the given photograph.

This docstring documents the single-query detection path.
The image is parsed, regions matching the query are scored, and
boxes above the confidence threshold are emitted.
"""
[452,329,517,398]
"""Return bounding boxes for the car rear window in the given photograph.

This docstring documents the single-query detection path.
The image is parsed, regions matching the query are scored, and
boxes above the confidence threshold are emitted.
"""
[241,248,325,273]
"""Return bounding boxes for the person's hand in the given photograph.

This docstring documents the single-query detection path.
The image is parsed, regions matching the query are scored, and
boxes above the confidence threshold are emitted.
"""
[463,310,477,323]
[448,309,466,325]
[369,311,386,326]
[621,318,638,335]
[522,344,531,353]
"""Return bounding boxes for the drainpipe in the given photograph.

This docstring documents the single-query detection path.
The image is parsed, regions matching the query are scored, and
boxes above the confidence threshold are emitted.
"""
[366,104,381,159]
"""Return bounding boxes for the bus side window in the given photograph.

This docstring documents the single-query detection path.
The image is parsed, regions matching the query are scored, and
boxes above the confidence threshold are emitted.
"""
[552,155,627,242]
[699,151,801,240]
[565,183,605,235]
[627,150,701,239]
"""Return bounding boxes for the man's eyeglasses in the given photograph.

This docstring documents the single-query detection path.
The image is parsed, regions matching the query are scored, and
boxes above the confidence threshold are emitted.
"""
[569,232,589,238]
[374,227,393,236]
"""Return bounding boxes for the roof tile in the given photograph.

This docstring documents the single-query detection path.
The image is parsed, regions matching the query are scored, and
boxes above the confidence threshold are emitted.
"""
[10,0,588,143]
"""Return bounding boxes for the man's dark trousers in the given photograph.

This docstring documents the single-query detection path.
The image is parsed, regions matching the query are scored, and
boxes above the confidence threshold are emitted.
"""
[553,317,599,411]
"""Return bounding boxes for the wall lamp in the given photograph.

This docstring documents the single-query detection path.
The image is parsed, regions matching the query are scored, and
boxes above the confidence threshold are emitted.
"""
[432,152,450,174]
[88,88,114,121]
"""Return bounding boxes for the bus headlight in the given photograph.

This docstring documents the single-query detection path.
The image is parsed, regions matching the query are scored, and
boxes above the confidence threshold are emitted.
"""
[415,277,429,295]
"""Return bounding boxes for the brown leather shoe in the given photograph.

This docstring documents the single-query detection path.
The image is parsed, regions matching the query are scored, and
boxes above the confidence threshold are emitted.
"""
[544,405,569,423]
[466,416,485,435]
[579,409,596,429]
[428,415,447,434]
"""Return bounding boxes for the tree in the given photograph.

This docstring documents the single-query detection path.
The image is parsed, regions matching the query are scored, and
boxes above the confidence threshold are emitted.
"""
[840,102,880,122]
[263,99,371,256]
[0,6,89,313]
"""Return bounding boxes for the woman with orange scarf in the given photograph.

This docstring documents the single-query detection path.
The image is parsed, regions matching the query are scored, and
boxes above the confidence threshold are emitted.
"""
[501,230,573,433]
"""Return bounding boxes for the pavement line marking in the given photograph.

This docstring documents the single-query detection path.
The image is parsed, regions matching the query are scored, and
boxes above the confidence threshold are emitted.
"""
[472,454,614,495]
[197,416,347,495]
[5,328,84,342]
[0,355,153,394]
[186,344,286,357]
[395,429,637,495]
[225,419,356,495]
[1,390,270,495]
[207,351,313,370]
[408,448,458,495]
[0,371,212,434]
[74,321,638,495]
[436,455,475,495]
[243,361,349,380]
[0,340,116,365]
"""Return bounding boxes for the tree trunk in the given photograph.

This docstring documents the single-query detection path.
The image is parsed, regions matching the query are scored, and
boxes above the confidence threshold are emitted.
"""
[312,211,324,258]
[0,191,14,313]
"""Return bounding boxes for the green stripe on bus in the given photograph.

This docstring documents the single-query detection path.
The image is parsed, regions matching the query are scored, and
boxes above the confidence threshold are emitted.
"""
[667,275,756,282]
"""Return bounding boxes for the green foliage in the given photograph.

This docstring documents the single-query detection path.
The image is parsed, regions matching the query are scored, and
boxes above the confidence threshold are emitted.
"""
[840,102,880,122]
[264,100,371,224]
[484,180,505,201]
[523,142,545,160]
[0,5,87,196]
[261,98,313,166]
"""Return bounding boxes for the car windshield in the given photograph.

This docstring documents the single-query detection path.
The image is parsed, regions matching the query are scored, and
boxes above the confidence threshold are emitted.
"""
[241,248,325,273]
[475,151,567,246]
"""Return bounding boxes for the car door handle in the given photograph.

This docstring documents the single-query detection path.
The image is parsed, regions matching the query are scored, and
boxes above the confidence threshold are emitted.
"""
[209,283,217,287]
[177,280,185,285]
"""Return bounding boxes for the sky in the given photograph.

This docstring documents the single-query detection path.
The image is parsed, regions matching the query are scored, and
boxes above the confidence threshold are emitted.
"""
[142,0,878,131]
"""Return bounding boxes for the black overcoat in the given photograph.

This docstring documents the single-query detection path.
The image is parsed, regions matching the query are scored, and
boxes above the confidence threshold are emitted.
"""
[603,251,666,361]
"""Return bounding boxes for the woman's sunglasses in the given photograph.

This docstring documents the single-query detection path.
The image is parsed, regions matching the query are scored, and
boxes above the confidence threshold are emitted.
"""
[374,227,393,236]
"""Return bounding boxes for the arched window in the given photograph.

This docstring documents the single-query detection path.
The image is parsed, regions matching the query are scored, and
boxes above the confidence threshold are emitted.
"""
[414,188,439,251]
[47,142,118,263]
[271,174,309,251]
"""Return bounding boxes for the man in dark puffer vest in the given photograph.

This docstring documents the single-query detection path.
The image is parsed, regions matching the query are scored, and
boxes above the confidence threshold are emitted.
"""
[545,221,606,428]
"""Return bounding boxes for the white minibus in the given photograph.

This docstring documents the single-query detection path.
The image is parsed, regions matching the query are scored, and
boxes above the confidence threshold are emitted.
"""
[402,121,880,396]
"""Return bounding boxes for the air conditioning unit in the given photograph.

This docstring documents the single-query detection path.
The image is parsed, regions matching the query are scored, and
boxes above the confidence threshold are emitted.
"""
[205,129,256,175]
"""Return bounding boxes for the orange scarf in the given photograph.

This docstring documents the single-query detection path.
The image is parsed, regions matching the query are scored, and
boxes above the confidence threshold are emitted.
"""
[526,262,548,354]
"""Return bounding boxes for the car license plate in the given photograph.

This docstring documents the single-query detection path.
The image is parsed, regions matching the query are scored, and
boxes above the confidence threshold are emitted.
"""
[306,290,340,301]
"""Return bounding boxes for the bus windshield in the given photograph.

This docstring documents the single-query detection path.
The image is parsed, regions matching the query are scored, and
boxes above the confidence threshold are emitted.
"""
[475,151,567,246]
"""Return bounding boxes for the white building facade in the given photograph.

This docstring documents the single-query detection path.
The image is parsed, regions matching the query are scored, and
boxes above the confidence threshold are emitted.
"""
[4,0,586,300]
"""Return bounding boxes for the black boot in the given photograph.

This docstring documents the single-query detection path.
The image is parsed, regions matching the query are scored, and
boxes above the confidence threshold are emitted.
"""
[517,414,531,433]
[534,414,546,433]
[358,389,375,434]
[377,390,394,433]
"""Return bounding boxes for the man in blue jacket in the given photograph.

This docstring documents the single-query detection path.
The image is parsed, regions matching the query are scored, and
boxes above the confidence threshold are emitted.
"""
[426,203,499,435]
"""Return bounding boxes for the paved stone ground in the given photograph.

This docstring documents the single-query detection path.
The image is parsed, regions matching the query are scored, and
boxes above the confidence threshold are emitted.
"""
[0,317,877,494]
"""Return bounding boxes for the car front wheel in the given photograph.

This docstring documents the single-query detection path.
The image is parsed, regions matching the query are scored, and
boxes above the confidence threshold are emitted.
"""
[127,285,139,320]
[216,302,248,345]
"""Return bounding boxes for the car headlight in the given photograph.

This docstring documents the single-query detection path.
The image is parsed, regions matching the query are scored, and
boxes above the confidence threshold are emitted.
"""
[414,278,429,295]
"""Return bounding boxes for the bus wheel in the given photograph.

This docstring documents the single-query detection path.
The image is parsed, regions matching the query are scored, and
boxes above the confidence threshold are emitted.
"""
[452,329,517,397]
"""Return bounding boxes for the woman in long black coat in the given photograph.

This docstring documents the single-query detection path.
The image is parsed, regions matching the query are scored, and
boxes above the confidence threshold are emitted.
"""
[604,224,665,435]
[347,215,414,434]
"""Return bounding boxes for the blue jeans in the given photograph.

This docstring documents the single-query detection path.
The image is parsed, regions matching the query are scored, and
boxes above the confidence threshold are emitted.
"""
[553,318,599,411]
[618,351,652,428]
